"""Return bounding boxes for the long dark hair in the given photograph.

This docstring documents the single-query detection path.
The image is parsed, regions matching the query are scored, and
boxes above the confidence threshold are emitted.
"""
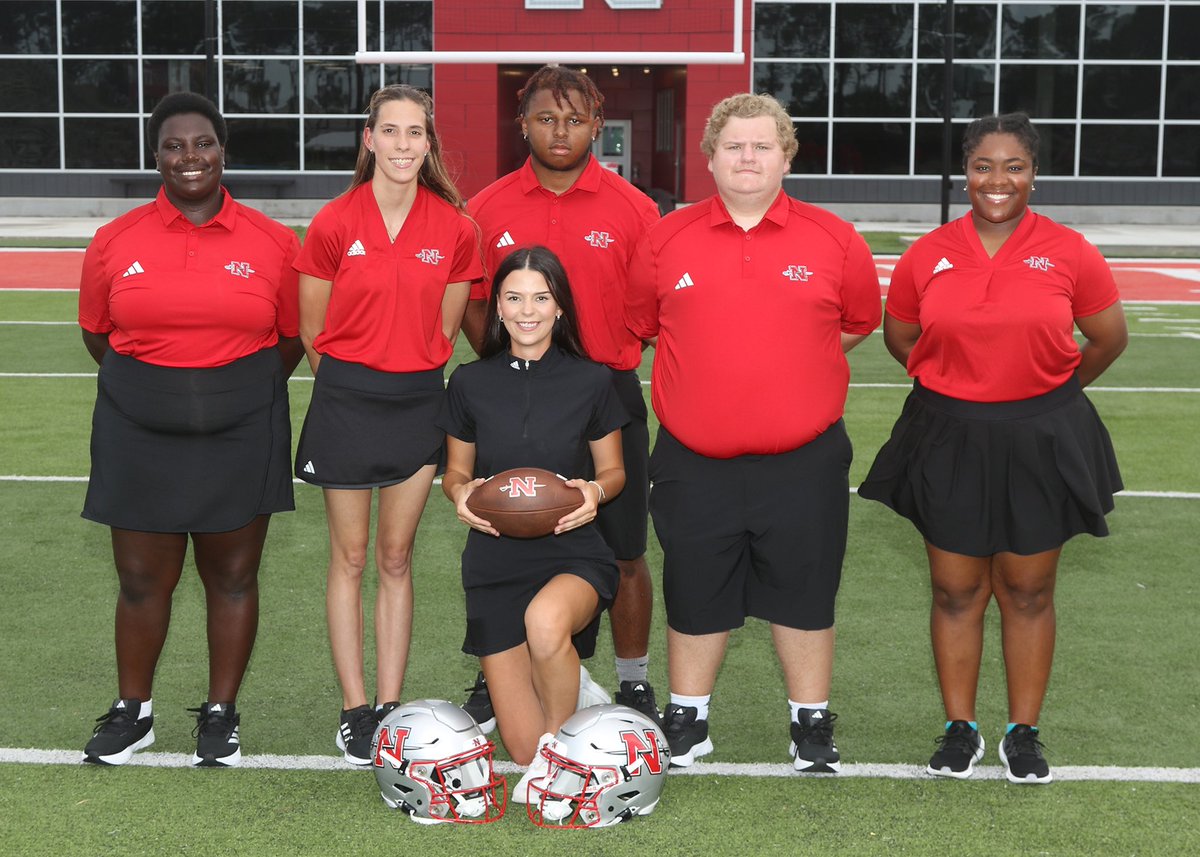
[481,247,587,360]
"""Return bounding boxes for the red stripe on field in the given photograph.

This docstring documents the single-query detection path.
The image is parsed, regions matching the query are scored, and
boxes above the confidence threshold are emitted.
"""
[0,250,84,290]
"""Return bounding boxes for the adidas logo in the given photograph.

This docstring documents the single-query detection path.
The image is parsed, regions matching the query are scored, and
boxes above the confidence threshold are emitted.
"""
[932,257,953,275]
[302,461,316,475]
[674,272,694,291]
[346,240,366,257]
[495,231,515,248]
[122,261,145,278]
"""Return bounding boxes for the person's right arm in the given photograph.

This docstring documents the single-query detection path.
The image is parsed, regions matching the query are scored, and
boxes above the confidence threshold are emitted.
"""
[298,274,331,374]
[81,330,110,366]
[882,315,921,368]
[460,300,489,357]
[442,435,499,536]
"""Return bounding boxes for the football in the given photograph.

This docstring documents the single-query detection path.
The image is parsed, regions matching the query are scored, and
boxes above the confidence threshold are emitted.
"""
[465,467,585,538]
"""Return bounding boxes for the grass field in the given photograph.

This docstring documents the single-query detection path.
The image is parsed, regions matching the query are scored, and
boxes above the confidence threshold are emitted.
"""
[1,285,1198,855]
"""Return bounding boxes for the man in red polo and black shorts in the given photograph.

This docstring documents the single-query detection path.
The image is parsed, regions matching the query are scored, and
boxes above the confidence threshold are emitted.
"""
[460,66,662,727]
[625,93,881,771]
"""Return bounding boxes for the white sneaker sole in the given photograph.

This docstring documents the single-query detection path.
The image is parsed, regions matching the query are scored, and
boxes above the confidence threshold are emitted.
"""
[927,736,985,779]
[668,736,713,767]
[335,731,372,766]
[83,727,155,766]
[998,739,1053,784]
[192,746,242,767]
[576,665,612,710]
[789,740,842,773]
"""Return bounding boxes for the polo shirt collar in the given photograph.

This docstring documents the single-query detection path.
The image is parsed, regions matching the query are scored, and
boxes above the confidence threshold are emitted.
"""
[154,186,238,230]
[708,189,791,229]
[504,342,564,371]
[517,155,602,196]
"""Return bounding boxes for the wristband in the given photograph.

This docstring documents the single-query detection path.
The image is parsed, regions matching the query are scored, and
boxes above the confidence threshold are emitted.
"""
[588,480,606,503]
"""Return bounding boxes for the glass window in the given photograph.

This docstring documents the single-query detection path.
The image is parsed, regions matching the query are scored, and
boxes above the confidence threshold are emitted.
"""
[1168,5,1200,60]
[0,60,59,112]
[833,121,909,174]
[222,1,299,55]
[305,118,362,170]
[64,118,140,168]
[383,65,433,90]
[305,61,380,114]
[1163,126,1200,176]
[835,4,913,58]
[226,118,300,169]
[1085,5,1163,60]
[790,121,828,174]
[1030,123,1074,176]
[1166,67,1200,121]
[918,3,997,60]
[916,63,995,119]
[141,0,207,55]
[305,1,383,54]
[223,60,300,113]
[61,0,136,54]
[1079,124,1156,176]
[0,118,60,168]
[999,65,1077,118]
[63,60,138,113]
[754,63,829,119]
[384,1,433,51]
[755,3,830,59]
[143,60,210,112]
[1083,66,1159,120]
[1001,4,1080,60]
[834,63,911,118]
[0,1,56,53]
[913,121,966,174]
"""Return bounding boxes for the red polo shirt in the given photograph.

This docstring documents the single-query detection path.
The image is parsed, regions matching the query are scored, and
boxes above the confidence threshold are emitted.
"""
[295,183,482,373]
[625,190,881,458]
[78,188,300,368]
[468,156,660,371]
[886,211,1120,402]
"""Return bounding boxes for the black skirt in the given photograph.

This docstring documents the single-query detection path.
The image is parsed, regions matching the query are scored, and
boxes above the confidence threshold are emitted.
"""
[83,348,294,534]
[295,356,444,489]
[858,376,1122,557]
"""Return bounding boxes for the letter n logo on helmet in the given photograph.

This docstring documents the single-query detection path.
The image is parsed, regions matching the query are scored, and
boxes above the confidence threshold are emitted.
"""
[374,725,410,769]
[619,729,664,776]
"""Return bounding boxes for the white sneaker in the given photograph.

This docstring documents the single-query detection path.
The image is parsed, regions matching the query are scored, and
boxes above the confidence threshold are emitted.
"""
[511,733,555,804]
[576,665,611,709]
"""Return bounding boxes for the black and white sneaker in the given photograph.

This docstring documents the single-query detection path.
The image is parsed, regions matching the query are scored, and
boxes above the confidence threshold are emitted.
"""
[790,708,841,773]
[661,704,712,767]
[615,680,662,726]
[375,699,400,721]
[927,720,985,779]
[461,671,496,734]
[999,724,1053,784]
[83,698,154,766]
[190,702,241,767]
[336,704,378,765]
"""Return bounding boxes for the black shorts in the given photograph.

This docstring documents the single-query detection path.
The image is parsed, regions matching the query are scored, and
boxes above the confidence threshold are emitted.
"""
[295,356,444,489]
[83,348,294,533]
[648,422,852,635]
[590,368,650,561]
[858,376,1122,557]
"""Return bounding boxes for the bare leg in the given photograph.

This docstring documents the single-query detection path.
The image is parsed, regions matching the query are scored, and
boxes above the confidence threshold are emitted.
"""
[771,625,835,702]
[481,645,542,765]
[991,548,1061,725]
[322,489,374,709]
[526,574,600,734]
[927,543,993,722]
[610,555,652,659]
[666,627,730,697]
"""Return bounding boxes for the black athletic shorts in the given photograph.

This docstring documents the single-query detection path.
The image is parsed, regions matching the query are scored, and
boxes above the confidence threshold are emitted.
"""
[590,368,650,561]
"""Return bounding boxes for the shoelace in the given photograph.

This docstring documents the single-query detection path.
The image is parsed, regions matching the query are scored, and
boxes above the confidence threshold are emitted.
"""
[345,706,378,740]
[796,712,838,746]
[93,707,137,735]
[189,706,235,739]
[661,706,692,734]
[935,723,979,755]
[464,673,488,698]
[1006,727,1046,758]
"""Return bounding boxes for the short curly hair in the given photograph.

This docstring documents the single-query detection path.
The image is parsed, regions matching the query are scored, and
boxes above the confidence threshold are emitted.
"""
[700,93,798,161]
[516,65,605,122]
[147,92,227,151]
[961,112,1040,171]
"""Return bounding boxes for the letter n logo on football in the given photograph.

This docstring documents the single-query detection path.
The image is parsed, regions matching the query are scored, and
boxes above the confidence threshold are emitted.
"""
[501,476,544,498]
[374,725,409,769]
[619,729,664,775]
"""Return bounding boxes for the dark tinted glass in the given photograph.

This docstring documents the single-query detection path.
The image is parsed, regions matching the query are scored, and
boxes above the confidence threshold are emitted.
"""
[226,118,300,169]
[913,121,966,174]
[834,63,911,117]
[63,60,138,112]
[835,4,913,58]
[0,60,59,112]
[755,3,830,59]
[1079,124,1156,176]
[141,0,207,55]
[1163,126,1200,176]
[1168,5,1200,60]
[1032,122,1075,176]
[0,118,60,168]
[383,65,432,90]
[916,63,994,118]
[1083,66,1159,119]
[305,1,383,54]
[1166,67,1200,120]
[223,60,300,113]
[0,1,56,53]
[61,0,136,53]
[1085,5,1163,60]
[305,61,379,114]
[833,121,909,174]
[305,118,361,170]
[223,1,299,55]
[384,1,433,51]
[1001,4,1080,59]
[64,118,140,168]
[999,65,1078,118]
[754,63,829,118]
[791,122,828,174]
[918,3,997,60]
[142,60,210,112]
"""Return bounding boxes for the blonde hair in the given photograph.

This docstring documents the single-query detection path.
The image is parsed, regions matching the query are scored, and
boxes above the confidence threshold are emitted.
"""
[700,93,798,161]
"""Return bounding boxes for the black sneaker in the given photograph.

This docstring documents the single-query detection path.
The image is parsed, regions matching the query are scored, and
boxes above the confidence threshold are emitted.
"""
[83,698,154,766]
[927,720,985,779]
[461,671,496,734]
[336,704,377,765]
[999,724,1053,784]
[375,700,400,721]
[190,701,241,767]
[661,703,712,767]
[790,708,841,773]
[615,680,662,726]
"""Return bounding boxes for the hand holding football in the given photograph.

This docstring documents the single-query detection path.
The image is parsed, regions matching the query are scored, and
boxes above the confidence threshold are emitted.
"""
[465,467,585,538]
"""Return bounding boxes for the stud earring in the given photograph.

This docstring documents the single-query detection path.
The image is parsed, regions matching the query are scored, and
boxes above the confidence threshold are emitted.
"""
[1032,185,1037,191]
[556,312,562,319]
[962,185,967,191]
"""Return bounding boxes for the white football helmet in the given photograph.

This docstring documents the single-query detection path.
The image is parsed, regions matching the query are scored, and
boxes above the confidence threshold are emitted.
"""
[371,699,506,824]
[528,704,670,828]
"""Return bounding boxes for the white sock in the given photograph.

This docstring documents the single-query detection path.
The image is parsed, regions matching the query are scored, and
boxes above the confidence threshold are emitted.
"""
[140,698,153,719]
[789,699,828,721]
[615,656,649,684]
[670,693,710,721]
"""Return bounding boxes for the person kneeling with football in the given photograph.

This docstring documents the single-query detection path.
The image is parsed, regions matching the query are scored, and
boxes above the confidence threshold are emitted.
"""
[436,246,626,802]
